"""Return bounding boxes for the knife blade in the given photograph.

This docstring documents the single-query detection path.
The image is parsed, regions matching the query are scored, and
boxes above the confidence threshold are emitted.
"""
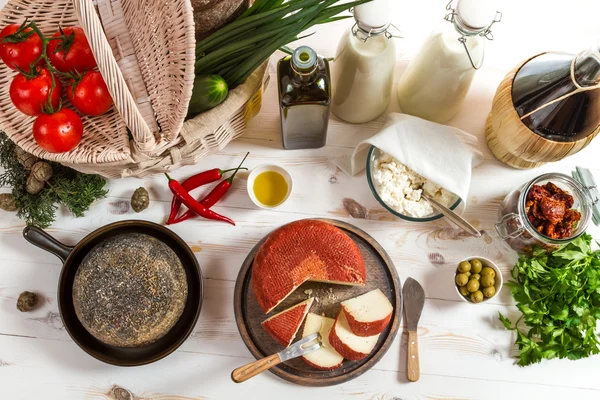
[402,277,425,382]
[231,333,321,383]
[403,278,425,331]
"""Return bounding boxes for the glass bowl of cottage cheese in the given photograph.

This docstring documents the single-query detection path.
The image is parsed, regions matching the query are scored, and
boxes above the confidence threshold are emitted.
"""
[366,146,461,221]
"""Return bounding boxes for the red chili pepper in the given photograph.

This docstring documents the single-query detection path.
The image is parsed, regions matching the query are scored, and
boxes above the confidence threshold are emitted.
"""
[172,152,250,224]
[166,167,247,224]
[165,173,236,226]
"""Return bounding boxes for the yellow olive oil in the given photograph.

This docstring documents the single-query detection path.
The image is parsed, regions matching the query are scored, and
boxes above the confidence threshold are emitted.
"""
[253,171,288,207]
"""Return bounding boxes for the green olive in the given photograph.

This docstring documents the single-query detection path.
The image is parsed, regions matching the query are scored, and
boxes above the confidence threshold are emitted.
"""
[455,273,469,286]
[459,285,470,296]
[465,271,472,278]
[471,259,483,274]
[483,286,496,298]
[471,273,481,281]
[467,279,480,293]
[471,290,484,303]
[481,275,495,288]
[457,261,471,273]
[481,267,496,278]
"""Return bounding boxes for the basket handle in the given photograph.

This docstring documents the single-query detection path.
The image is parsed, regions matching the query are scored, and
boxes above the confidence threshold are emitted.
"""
[72,0,156,151]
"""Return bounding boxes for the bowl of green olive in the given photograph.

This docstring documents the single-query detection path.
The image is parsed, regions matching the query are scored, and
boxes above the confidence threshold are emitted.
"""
[454,257,503,304]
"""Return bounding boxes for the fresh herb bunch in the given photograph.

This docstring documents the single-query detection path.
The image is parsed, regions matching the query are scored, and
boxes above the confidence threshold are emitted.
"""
[0,131,108,228]
[499,234,600,366]
[195,0,370,89]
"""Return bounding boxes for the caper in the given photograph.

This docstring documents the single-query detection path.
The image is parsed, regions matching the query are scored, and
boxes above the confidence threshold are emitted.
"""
[467,279,480,293]
[471,259,483,274]
[471,273,481,281]
[455,273,469,287]
[471,290,484,303]
[457,260,471,273]
[481,275,495,288]
[459,285,470,296]
[483,286,496,298]
[481,267,496,278]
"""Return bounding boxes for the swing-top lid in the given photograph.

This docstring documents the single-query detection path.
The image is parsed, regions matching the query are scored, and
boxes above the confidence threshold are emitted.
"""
[455,0,498,31]
[354,0,395,32]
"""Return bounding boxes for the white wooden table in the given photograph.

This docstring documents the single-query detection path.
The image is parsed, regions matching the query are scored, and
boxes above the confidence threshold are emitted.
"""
[2,1,600,399]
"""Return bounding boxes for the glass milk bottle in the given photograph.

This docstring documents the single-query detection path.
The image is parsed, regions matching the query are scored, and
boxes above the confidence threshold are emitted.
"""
[278,46,331,150]
[331,0,398,123]
[396,0,501,123]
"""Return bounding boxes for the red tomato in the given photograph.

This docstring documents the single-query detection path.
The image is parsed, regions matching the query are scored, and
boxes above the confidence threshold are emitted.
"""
[0,24,43,72]
[47,27,96,73]
[33,108,83,153]
[67,70,112,116]
[10,68,62,116]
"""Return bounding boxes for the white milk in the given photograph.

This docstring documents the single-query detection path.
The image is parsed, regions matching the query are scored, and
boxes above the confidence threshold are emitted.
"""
[332,28,396,123]
[396,23,484,123]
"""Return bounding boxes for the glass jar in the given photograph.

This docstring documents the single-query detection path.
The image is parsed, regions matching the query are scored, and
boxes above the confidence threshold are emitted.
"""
[496,173,594,254]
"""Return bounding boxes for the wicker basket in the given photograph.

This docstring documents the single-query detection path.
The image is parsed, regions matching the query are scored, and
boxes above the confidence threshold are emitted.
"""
[0,0,268,178]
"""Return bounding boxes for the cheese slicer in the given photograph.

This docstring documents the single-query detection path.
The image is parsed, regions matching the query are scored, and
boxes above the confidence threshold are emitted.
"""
[231,333,321,383]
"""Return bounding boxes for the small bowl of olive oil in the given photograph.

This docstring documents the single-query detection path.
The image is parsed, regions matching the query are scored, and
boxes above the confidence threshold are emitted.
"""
[247,164,293,209]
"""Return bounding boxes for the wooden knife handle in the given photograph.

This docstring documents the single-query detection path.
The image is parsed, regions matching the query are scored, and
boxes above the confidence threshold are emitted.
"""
[407,330,420,382]
[231,353,282,383]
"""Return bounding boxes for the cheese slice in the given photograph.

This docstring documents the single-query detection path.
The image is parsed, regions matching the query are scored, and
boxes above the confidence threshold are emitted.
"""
[252,220,366,313]
[261,298,314,347]
[341,289,393,337]
[329,310,379,361]
[301,313,344,371]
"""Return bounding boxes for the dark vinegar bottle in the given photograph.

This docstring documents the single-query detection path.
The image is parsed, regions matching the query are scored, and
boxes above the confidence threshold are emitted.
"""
[277,46,331,150]
[512,45,600,142]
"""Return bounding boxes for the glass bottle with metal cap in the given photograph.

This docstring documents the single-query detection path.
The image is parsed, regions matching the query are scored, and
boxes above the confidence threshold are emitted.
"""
[277,46,331,150]
[396,0,502,123]
[331,0,399,124]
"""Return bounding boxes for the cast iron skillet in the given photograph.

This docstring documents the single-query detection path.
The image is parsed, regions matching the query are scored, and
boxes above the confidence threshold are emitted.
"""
[23,220,203,366]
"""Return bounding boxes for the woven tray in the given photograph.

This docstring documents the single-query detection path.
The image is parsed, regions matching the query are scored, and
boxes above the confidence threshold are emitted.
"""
[0,0,267,178]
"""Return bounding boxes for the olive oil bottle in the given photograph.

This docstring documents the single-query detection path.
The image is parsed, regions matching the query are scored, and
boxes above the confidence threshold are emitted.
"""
[277,46,331,150]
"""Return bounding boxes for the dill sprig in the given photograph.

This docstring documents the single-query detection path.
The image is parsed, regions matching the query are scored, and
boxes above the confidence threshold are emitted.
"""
[0,131,108,228]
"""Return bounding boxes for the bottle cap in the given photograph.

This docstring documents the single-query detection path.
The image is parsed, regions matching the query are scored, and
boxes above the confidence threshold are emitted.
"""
[455,0,497,31]
[354,0,394,31]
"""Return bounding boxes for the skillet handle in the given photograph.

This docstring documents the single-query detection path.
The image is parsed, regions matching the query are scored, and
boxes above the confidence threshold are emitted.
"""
[23,226,73,262]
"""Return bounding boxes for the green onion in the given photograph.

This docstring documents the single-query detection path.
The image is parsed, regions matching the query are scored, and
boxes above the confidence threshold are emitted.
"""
[193,0,371,89]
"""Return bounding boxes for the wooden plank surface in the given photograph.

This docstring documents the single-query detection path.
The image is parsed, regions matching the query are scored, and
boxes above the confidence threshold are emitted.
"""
[2,0,600,399]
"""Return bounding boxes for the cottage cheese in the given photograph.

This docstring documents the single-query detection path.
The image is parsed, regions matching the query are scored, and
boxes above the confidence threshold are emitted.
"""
[372,152,455,218]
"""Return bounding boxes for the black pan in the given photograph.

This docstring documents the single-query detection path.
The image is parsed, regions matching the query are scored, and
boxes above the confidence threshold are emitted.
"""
[23,220,203,366]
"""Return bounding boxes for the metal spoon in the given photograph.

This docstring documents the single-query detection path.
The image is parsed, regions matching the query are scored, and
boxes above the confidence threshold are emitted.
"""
[421,193,482,238]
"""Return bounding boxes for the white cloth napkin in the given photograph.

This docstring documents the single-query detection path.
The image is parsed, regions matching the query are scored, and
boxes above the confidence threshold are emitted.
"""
[333,113,484,203]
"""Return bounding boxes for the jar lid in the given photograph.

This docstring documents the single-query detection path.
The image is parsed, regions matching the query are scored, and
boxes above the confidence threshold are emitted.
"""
[354,0,394,32]
[455,0,498,31]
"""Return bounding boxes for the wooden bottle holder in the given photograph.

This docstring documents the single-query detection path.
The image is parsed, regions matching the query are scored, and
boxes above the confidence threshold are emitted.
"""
[486,54,600,169]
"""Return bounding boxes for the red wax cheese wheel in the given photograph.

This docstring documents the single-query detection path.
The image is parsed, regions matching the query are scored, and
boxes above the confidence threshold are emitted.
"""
[261,298,314,347]
[341,289,393,337]
[252,220,366,313]
[329,310,379,361]
[301,313,344,370]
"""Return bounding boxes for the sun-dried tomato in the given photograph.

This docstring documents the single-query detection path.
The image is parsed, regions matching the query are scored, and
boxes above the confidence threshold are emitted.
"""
[525,183,581,239]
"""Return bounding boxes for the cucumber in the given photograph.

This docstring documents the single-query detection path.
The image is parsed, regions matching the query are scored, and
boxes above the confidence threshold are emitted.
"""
[188,75,229,117]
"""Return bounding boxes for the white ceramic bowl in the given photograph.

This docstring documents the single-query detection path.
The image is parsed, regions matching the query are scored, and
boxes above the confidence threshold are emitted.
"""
[247,164,293,209]
[454,256,503,304]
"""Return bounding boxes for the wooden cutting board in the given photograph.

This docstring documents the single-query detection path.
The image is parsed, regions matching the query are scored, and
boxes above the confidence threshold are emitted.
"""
[233,219,402,386]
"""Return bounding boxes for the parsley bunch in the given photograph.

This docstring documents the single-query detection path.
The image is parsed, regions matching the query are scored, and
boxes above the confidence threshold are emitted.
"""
[0,131,108,228]
[500,234,600,366]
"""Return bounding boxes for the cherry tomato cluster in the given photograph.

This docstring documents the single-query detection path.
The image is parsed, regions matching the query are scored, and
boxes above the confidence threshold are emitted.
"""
[0,21,114,153]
